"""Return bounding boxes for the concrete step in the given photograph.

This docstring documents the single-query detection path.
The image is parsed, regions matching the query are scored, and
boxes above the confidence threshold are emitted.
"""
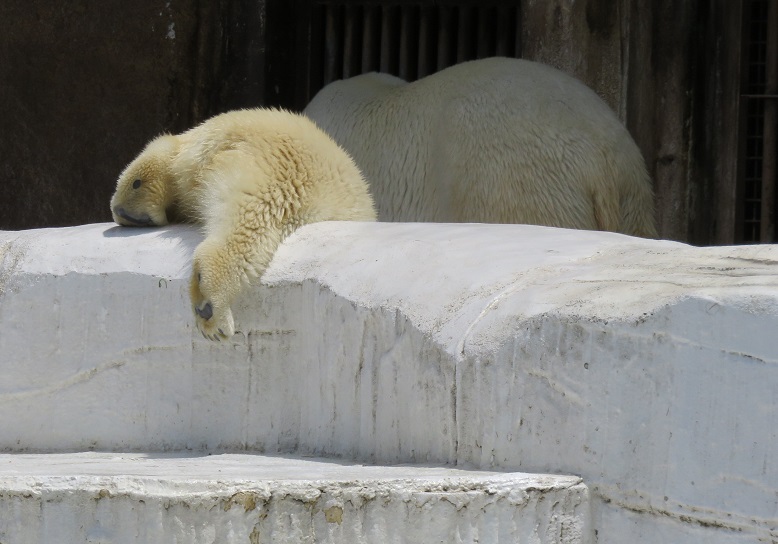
[0,452,590,543]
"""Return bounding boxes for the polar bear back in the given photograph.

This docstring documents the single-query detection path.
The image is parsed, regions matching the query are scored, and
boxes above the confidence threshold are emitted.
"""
[305,57,656,237]
[170,109,376,231]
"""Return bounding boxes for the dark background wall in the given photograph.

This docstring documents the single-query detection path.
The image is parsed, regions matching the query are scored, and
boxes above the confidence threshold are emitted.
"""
[0,0,264,229]
[0,0,767,246]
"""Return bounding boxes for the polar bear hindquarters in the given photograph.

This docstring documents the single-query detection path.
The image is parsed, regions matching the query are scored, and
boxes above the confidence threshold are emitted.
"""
[305,57,657,237]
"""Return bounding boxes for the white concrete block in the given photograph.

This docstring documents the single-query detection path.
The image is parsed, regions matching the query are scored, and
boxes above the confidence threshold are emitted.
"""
[1,222,777,543]
[0,453,590,544]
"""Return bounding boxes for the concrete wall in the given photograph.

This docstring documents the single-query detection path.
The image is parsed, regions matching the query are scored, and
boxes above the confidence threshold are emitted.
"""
[1,222,776,543]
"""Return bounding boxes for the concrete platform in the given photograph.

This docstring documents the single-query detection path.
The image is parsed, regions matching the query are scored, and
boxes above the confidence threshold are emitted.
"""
[1,222,777,543]
[0,452,590,543]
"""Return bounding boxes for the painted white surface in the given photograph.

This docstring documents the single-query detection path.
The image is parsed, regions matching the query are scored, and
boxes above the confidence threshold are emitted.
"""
[0,452,590,543]
[1,222,777,543]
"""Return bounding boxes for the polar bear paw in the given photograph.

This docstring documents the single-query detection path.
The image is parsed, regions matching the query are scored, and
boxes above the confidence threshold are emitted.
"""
[193,298,235,341]
[190,245,238,341]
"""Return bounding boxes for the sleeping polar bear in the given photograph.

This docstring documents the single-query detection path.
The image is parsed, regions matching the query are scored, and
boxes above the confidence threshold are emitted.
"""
[111,108,376,340]
[304,57,657,238]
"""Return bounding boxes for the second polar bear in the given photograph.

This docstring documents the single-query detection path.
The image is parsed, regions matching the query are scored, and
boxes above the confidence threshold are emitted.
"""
[111,108,376,340]
[305,57,657,238]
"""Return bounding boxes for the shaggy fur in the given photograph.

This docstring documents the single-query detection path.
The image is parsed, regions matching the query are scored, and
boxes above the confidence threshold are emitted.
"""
[304,57,657,237]
[111,108,376,340]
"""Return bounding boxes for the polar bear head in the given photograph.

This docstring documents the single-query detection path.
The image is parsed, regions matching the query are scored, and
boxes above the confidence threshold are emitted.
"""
[111,134,179,227]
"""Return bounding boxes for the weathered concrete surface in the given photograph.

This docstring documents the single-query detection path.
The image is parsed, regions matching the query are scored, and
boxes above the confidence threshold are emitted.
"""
[0,452,590,544]
[1,222,777,543]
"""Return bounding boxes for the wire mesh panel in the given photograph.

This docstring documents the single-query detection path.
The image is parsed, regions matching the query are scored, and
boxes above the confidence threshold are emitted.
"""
[740,0,778,243]
[306,1,522,103]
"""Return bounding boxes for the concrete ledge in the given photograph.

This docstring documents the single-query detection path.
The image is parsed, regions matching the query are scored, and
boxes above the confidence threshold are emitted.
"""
[1,222,777,543]
[0,452,590,543]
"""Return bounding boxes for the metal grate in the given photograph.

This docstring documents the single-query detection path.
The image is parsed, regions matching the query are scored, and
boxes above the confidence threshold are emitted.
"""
[740,0,778,243]
[306,1,521,102]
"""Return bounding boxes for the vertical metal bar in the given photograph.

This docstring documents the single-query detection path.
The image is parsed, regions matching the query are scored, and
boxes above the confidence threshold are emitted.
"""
[324,6,340,84]
[457,5,473,62]
[399,5,414,80]
[437,5,453,70]
[495,6,511,57]
[417,5,433,78]
[476,6,492,58]
[362,5,378,73]
[306,3,325,104]
[515,4,523,58]
[761,0,778,242]
[380,5,393,73]
[343,5,359,79]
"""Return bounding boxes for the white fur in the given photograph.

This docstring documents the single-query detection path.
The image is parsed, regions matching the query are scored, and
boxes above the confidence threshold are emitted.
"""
[304,57,656,237]
[111,109,376,340]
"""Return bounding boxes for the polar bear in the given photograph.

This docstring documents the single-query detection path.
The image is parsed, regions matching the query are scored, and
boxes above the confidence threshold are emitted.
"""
[111,108,376,341]
[304,57,657,238]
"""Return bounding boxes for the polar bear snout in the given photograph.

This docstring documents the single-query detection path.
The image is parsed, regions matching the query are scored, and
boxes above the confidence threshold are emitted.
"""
[195,302,213,321]
[113,206,154,227]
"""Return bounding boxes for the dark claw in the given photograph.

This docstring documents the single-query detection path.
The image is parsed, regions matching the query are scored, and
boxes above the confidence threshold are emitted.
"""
[196,302,213,320]
[218,328,225,336]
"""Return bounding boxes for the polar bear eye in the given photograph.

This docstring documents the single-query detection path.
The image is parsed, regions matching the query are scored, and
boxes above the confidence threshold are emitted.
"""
[132,179,142,189]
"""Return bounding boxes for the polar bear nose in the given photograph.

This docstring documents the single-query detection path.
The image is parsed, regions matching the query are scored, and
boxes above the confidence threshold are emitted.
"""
[196,302,213,320]
[114,207,153,226]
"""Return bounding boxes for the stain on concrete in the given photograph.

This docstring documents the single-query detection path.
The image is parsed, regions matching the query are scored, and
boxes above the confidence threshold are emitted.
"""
[224,491,260,512]
[324,504,343,524]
